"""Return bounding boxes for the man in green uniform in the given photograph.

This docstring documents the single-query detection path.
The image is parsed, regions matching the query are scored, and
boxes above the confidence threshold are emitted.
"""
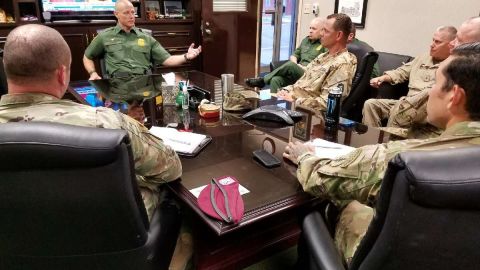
[83,0,201,80]
[284,42,480,264]
[245,17,327,92]
[277,13,357,114]
[0,24,181,221]
[363,26,456,130]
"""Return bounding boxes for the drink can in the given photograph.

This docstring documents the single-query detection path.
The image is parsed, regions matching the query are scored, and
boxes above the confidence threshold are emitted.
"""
[325,84,343,128]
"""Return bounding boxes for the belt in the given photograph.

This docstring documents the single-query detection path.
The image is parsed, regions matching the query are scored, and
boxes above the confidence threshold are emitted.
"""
[111,69,152,78]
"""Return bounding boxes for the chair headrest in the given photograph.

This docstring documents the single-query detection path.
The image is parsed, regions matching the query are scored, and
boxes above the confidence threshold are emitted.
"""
[0,122,130,170]
[394,147,480,209]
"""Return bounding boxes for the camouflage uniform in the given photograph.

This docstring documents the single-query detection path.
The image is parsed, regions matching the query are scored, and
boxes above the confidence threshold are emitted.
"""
[296,121,480,264]
[0,93,182,219]
[264,37,326,93]
[84,25,171,76]
[362,54,441,134]
[283,50,357,113]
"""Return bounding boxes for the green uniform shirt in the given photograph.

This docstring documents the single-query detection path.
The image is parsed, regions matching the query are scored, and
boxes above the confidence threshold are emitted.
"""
[84,25,171,76]
[292,37,327,66]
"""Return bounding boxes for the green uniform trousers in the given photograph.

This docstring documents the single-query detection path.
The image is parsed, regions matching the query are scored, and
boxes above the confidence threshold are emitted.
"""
[264,61,305,93]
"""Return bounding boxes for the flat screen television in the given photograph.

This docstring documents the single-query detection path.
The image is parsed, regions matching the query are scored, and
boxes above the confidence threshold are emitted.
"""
[40,0,117,22]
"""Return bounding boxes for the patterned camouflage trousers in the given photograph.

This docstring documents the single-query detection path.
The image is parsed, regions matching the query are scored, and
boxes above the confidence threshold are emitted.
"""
[362,90,429,128]
[334,200,374,265]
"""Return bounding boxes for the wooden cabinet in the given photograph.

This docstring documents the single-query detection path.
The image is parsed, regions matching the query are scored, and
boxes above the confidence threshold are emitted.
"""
[0,0,201,81]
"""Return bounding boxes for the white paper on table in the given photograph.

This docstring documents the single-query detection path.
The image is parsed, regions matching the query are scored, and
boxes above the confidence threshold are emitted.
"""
[189,184,250,198]
[306,138,356,159]
[149,126,207,154]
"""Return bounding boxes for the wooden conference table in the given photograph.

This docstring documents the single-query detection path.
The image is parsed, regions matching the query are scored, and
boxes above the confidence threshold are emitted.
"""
[67,71,389,269]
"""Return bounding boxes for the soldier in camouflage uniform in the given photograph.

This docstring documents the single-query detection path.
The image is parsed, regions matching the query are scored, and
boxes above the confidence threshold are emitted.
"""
[277,13,357,114]
[284,43,480,265]
[245,18,328,92]
[384,17,480,139]
[363,26,457,135]
[0,24,181,221]
[83,0,201,80]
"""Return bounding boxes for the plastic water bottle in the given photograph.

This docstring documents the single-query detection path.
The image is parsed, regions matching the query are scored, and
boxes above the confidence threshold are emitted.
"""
[182,85,189,110]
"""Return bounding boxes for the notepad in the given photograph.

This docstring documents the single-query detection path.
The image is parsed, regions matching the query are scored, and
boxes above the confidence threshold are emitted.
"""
[149,126,208,154]
[306,138,356,159]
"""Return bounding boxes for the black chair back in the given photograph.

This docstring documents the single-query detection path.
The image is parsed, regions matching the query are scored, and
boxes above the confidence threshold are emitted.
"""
[341,52,378,121]
[374,51,413,99]
[0,122,179,270]
[342,41,377,121]
[351,147,480,270]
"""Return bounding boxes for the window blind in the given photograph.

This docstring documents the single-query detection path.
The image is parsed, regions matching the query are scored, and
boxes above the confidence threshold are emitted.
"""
[213,0,247,12]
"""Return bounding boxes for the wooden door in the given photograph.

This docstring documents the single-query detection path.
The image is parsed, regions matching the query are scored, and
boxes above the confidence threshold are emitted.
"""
[201,0,259,83]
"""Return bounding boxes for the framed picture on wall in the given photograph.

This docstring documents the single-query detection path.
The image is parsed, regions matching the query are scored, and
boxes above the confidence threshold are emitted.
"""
[164,0,183,17]
[293,106,312,141]
[334,0,368,28]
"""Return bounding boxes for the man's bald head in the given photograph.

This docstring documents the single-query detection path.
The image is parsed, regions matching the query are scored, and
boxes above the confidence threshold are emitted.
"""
[3,24,71,84]
[115,0,134,12]
[308,17,324,40]
[452,16,480,48]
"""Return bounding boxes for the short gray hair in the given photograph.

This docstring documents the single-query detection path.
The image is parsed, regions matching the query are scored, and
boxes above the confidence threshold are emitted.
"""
[437,25,457,41]
[3,24,71,83]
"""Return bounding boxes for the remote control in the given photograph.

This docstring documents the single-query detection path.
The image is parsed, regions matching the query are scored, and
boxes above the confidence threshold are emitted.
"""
[253,149,281,168]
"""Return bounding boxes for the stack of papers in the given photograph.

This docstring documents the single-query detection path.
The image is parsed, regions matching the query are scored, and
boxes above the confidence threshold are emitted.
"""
[150,127,207,154]
[307,138,355,159]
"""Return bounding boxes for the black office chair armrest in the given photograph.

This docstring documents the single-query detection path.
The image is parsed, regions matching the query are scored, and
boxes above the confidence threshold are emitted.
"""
[302,211,346,270]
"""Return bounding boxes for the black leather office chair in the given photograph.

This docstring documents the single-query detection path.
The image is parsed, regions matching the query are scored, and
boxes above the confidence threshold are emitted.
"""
[0,122,181,270]
[341,41,378,122]
[0,51,7,96]
[97,28,153,78]
[300,146,480,270]
[374,51,413,99]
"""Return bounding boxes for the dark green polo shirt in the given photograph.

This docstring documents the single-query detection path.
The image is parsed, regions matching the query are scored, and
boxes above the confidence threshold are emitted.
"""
[84,25,171,76]
[292,37,326,66]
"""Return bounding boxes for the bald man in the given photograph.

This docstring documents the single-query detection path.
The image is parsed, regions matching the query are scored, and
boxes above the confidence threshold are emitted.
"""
[363,26,457,138]
[245,17,327,92]
[83,0,202,80]
[0,24,181,220]
[385,17,480,138]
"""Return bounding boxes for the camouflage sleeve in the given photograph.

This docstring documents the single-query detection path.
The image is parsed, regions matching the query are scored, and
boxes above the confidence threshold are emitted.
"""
[96,109,182,187]
[384,57,415,85]
[84,34,105,60]
[296,141,407,208]
[294,61,356,111]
